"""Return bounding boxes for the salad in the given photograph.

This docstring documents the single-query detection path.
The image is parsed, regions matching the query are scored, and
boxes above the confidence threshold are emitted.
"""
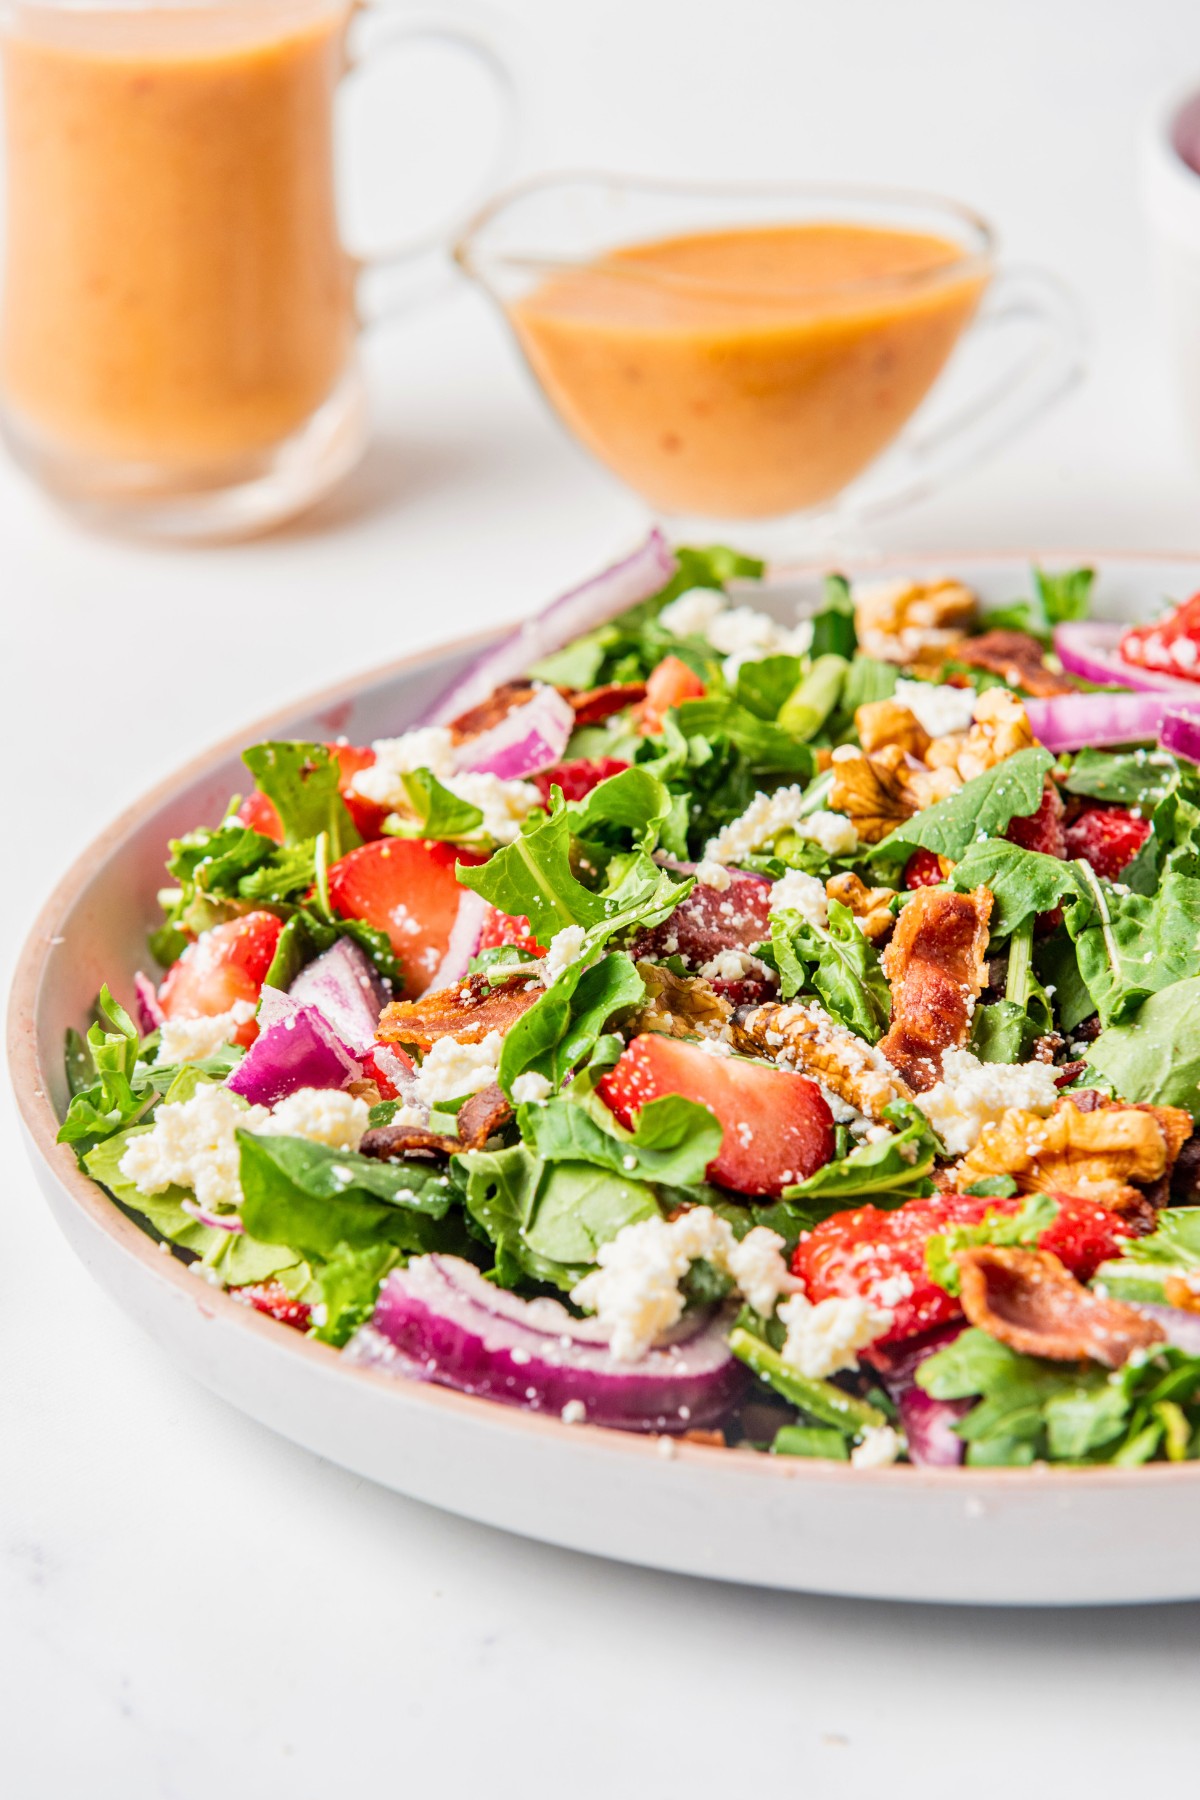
[59,532,1200,1469]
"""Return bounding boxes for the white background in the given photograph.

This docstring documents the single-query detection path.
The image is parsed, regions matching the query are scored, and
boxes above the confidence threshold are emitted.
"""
[6,1,1200,1793]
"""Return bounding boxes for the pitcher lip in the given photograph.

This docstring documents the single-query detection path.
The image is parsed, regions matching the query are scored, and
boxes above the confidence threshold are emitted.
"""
[454,170,997,300]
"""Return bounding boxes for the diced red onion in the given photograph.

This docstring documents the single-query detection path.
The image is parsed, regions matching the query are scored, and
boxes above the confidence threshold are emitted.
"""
[133,971,165,1035]
[349,1254,744,1432]
[226,1004,360,1107]
[425,888,489,993]
[287,937,390,1053]
[1054,621,1200,694]
[418,529,678,725]
[1128,1300,1200,1355]
[1025,689,1176,751]
[871,1325,966,1468]
[453,685,575,780]
[1160,707,1200,765]
[181,1198,245,1234]
[256,984,299,1033]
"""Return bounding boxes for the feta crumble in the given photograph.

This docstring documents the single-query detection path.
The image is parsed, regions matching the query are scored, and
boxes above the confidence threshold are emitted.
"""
[697,947,767,982]
[413,1030,504,1107]
[263,1087,370,1151]
[154,1000,256,1067]
[776,1291,894,1381]
[119,1083,268,1214]
[915,1048,1059,1157]
[510,1070,552,1105]
[561,1399,588,1425]
[350,730,540,845]
[851,1424,903,1469]
[658,588,812,677]
[768,869,828,928]
[658,587,725,639]
[542,923,588,985]
[694,858,733,892]
[893,678,977,739]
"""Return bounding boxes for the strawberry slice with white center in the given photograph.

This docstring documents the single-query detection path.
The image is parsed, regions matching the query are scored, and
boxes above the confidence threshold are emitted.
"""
[596,1033,835,1197]
[158,911,284,1046]
[326,839,485,997]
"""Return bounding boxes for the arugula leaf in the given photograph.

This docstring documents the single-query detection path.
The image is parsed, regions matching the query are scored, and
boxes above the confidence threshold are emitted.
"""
[497,953,645,1094]
[1066,866,1200,1026]
[156,820,317,942]
[736,654,804,722]
[870,748,1054,863]
[518,1092,722,1186]
[924,1194,1059,1296]
[808,573,858,660]
[311,1242,402,1347]
[242,742,362,858]
[57,988,156,1151]
[570,766,677,853]
[456,1143,658,1289]
[674,697,817,778]
[1089,975,1200,1118]
[1062,748,1179,809]
[238,1133,463,1261]
[390,769,484,841]
[949,840,1085,939]
[761,900,891,1042]
[781,1103,939,1214]
[981,566,1095,644]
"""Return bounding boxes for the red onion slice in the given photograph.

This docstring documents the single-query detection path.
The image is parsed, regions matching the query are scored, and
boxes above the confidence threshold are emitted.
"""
[1025,689,1175,751]
[226,1004,360,1107]
[871,1325,966,1468]
[1054,621,1200,694]
[181,1198,245,1234]
[350,1254,744,1432]
[1128,1299,1200,1355]
[1160,707,1200,765]
[133,971,165,1035]
[425,888,489,993]
[453,685,575,781]
[288,937,390,1053]
[419,529,678,725]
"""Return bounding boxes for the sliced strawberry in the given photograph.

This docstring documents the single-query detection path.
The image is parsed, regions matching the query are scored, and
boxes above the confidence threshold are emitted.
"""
[158,911,284,1045]
[707,975,776,1008]
[1121,591,1200,681]
[233,1281,312,1332]
[532,756,630,805]
[359,1044,416,1101]
[596,1033,835,1196]
[1064,805,1152,881]
[1005,779,1067,858]
[326,839,485,997]
[477,905,546,957]
[233,743,388,844]
[630,871,771,968]
[792,1191,1136,1348]
[903,848,947,890]
[636,654,706,734]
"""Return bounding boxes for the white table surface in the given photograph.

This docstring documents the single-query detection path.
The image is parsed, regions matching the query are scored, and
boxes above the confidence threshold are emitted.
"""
[7,1,1200,1792]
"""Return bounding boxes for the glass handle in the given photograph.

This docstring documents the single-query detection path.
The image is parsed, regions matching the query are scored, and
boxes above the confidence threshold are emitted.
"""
[344,2,521,328]
[843,266,1087,525]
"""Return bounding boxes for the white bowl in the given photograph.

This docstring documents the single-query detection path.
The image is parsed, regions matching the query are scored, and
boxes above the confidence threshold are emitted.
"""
[11,551,1200,1607]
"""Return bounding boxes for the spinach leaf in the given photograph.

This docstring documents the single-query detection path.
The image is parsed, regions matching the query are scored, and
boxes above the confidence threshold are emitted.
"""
[518,1092,722,1186]
[761,900,891,1042]
[1062,748,1179,809]
[242,742,362,859]
[870,748,1054,863]
[456,1143,659,1289]
[570,765,678,853]
[1066,866,1200,1026]
[389,769,485,841]
[238,1132,462,1261]
[949,840,1085,939]
[736,654,804,721]
[1089,975,1200,1117]
[781,1103,939,1215]
[497,953,645,1094]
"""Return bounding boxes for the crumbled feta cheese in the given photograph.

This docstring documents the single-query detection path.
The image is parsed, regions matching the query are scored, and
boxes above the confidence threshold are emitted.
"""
[800,810,859,857]
[571,1207,798,1361]
[119,1083,269,1213]
[694,858,733,892]
[261,1087,369,1151]
[154,1000,256,1067]
[697,947,767,982]
[658,587,725,639]
[915,1048,1059,1157]
[777,1291,894,1380]
[704,786,808,861]
[561,1399,587,1424]
[769,869,828,927]
[894,678,977,739]
[413,1030,503,1107]
[349,730,539,844]
[543,924,588,984]
[851,1424,903,1469]
[510,1070,552,1105]
[443,771,542,845]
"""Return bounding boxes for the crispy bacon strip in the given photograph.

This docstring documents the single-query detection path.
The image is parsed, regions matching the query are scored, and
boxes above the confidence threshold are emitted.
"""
[456,1083,513,1148]
[448,681,537,737]
[569,681,646,726]
[377,975,542,1051]
[956,1245,1165,1368]
[359,1124,459,1161]
[953,630,1076,698]
[878,886,991,1091]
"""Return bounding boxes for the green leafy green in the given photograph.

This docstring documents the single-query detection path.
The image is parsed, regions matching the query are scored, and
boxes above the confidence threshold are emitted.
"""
[387,769,485,842]
[1066,866,1200,1027]
[781,1103,939,1214]
[242,742,361,859]
[311,1242,402,1347]
[518,1092,722,1187]
[497,953,645,1094]
[1089,976,1200,1118]
[238,1133,462,1261]
[949,840,1085,939]
[673,696,817,777]
[771,1425,850,1459]
[870,748,1054,863]
[730,1327,886,1436]
[761,899,891,1042]
[736,654,804,722]
[1062,748,1179,809]
[981,565,1095,644]
[456,1143,658,1289]
[58,988,157,1151]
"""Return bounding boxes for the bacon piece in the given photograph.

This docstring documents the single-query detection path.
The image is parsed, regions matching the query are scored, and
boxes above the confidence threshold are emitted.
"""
[359,1124,460,1161]
[456,1082,513,1148]
[568,681,646,726]
[629,872,771,967]
[377,974,542,1051]
[953,630,1076,698]
[955,1245,1165,1368]
[448,681,537,737]
[878,886,991,1091]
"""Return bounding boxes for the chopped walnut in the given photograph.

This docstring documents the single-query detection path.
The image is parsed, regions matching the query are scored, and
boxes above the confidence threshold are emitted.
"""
[925,688,1034,784]
[826,872,897,941]
[956,1245,1165,1368]
[829,750,917,843]
[731,1000,911,1120]
[630,961,733,1039]
[855,699,931,761]
[854,579,977,666]
[954,1097,1194,1204]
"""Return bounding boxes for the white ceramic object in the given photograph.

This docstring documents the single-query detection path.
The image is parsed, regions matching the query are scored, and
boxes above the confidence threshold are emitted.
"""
[1143,84,1200,466]
[11,552,1200,1608]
